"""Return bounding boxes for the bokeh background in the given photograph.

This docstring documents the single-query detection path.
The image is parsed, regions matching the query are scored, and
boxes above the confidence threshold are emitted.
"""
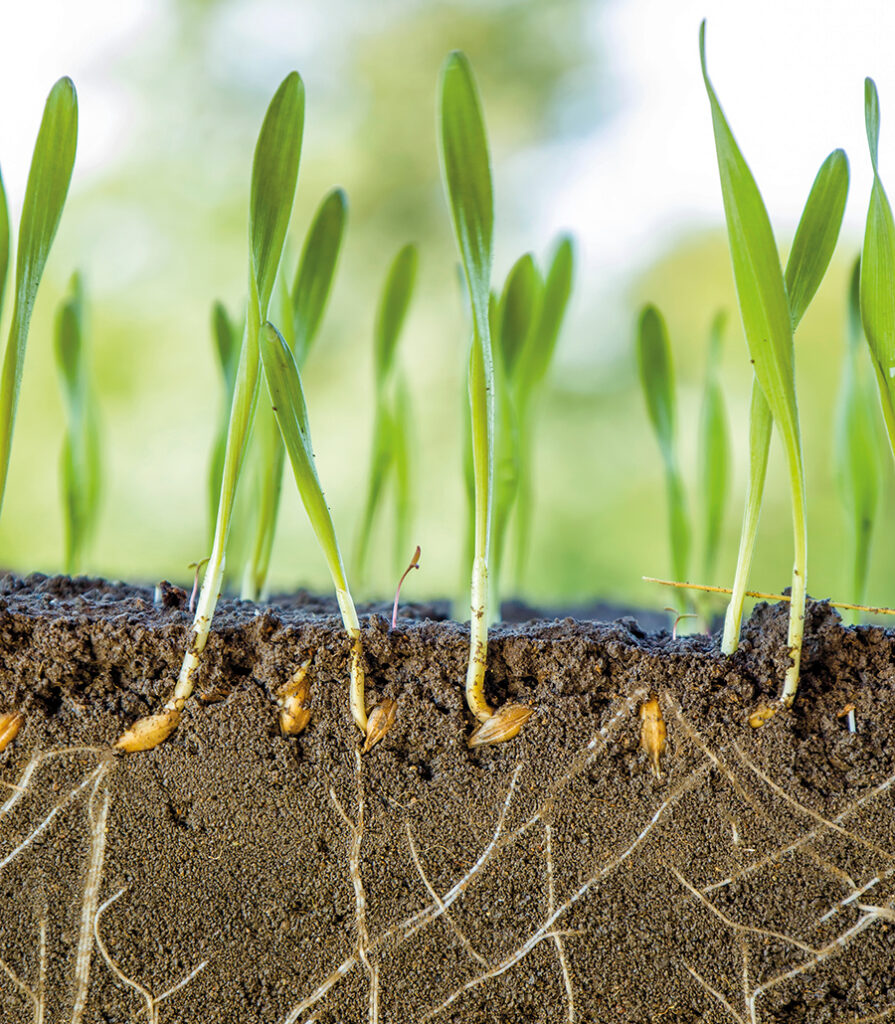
[1,0,894,617]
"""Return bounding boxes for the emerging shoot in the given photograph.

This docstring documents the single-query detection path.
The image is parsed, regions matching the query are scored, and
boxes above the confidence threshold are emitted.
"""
[438,51,497,724]
[636,304,691,615]
[54,273,101,575]
[259,321,370,738]
[702,22,846,707]
[0,77,78,517]
[391,545,421,630]
[835,257,879,619]
[354,242,418,588]
[117,72,304,751]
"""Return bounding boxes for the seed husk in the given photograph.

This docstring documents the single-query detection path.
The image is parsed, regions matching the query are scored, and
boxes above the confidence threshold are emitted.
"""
[0,711,23,752]
[277,658,312,736]
[748,703,779,729]
[468,703,533,748]
[115,708,181,752]
[639,696,666,778]
[363,698,397,752]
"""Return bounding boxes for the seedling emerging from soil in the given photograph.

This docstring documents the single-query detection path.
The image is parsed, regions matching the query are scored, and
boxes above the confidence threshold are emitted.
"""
[701,23,847,708]
[54,272,101,574]
[860,80,895,478]
[391,545,421,630]
[259,321,370,737]
[0,77,78,517]
[354,242,417,587]
[117,72,304,751]
[720,146,848,654]
[637,304,691,614]
[207,301,240,547]
[511,235,574,589]
[835,257,880,618]
[438,52,497,724]
[242,187,347,601]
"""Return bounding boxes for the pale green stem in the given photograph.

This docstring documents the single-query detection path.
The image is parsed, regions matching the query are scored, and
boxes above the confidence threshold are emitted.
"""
[721,379,771,654]
[781,442,807,707]
[241,404,285,602]
[336,585,367,733]
[466,337,494,723]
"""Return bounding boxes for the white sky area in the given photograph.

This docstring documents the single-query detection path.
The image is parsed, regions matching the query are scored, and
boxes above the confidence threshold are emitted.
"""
[0,0,894,308]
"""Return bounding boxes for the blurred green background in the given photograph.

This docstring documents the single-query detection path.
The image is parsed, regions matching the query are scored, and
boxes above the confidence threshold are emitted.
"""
[0,0,893,617]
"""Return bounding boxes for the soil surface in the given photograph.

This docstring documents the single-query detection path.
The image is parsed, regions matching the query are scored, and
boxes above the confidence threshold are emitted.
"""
[0,573,893,1023]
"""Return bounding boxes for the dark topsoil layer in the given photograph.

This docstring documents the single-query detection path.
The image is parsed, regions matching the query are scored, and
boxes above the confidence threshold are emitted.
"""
[0,574,893,1024]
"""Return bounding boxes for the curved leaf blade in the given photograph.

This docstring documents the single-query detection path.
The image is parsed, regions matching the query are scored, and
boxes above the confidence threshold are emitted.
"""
[636,304,676,461]
[699,311,730,579]
[292,186,347,366]
[250,71,305,317]
[785,149,849,330]
[497,252,540,380]
[374,243,417,386]
[0,169,8,324]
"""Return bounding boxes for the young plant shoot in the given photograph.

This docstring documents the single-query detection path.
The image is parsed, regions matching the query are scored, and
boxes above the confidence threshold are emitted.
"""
[207,301,240,548]
[718,146,848,653]
[698,312,729,588]
[241,187,347,601]
[353,242,418,587]
[54,273,101,574]
[701,23,847,709]
[511,235,573,589]
[117,72,304,752]
[835,257,879,619]
[438,52,497,725]
[860,80,895,472]
[258,321,372,741]
[0,77,78,518]
[636,304,691,615]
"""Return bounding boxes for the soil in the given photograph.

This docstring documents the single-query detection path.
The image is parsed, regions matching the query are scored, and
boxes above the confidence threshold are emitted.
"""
[0,573,893,1024]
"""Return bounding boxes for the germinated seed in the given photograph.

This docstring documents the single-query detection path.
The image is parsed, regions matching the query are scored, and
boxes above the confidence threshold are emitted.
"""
[468,703,533,748]
[115,709,181,752]
[639,696,666,778]
[363,698,397,753]
[0,711,23,752]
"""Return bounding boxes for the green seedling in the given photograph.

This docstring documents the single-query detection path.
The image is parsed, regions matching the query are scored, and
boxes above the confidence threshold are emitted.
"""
[702,22,847,709]
[207,301,240,548]
[117,72,304,752]
[835,257,880,619]
[511,235,573,590]
[259,321,370,738]
[719,148,848,654]
[439,51,497,725]
[242,187,348,601]
[861,80,895,466]
[353,242,418,588]
[698,311,730,587]
[54,272,101,574]
[0,77,78,519]
[636,304,691,615]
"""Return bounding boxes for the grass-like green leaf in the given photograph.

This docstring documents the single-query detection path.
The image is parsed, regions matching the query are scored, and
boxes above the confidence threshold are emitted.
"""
[54,272,100,574]
[497,253,540,379]
[512,234,573,589]
[292,187,347,367]
[0,77,78,516]
[699,311,730,582]
[260,320,367,732]
[722,148,848,654]
[438,51,496,723]
[242,188,347,601]
[0,170,8,324]
[354,244,418,587]
[860,77,895,457]
[701,21,810,705]
[637,303,691,607]
[208,300,240,545]
[836,257,880,619]
[168,72,304,714]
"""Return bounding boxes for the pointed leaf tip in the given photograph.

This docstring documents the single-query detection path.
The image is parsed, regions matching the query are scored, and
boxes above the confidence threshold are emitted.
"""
[866,78,881,172]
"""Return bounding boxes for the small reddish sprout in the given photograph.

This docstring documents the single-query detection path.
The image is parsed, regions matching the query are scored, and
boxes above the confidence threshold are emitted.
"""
[391,545,421,630]
[188,557,210,615]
